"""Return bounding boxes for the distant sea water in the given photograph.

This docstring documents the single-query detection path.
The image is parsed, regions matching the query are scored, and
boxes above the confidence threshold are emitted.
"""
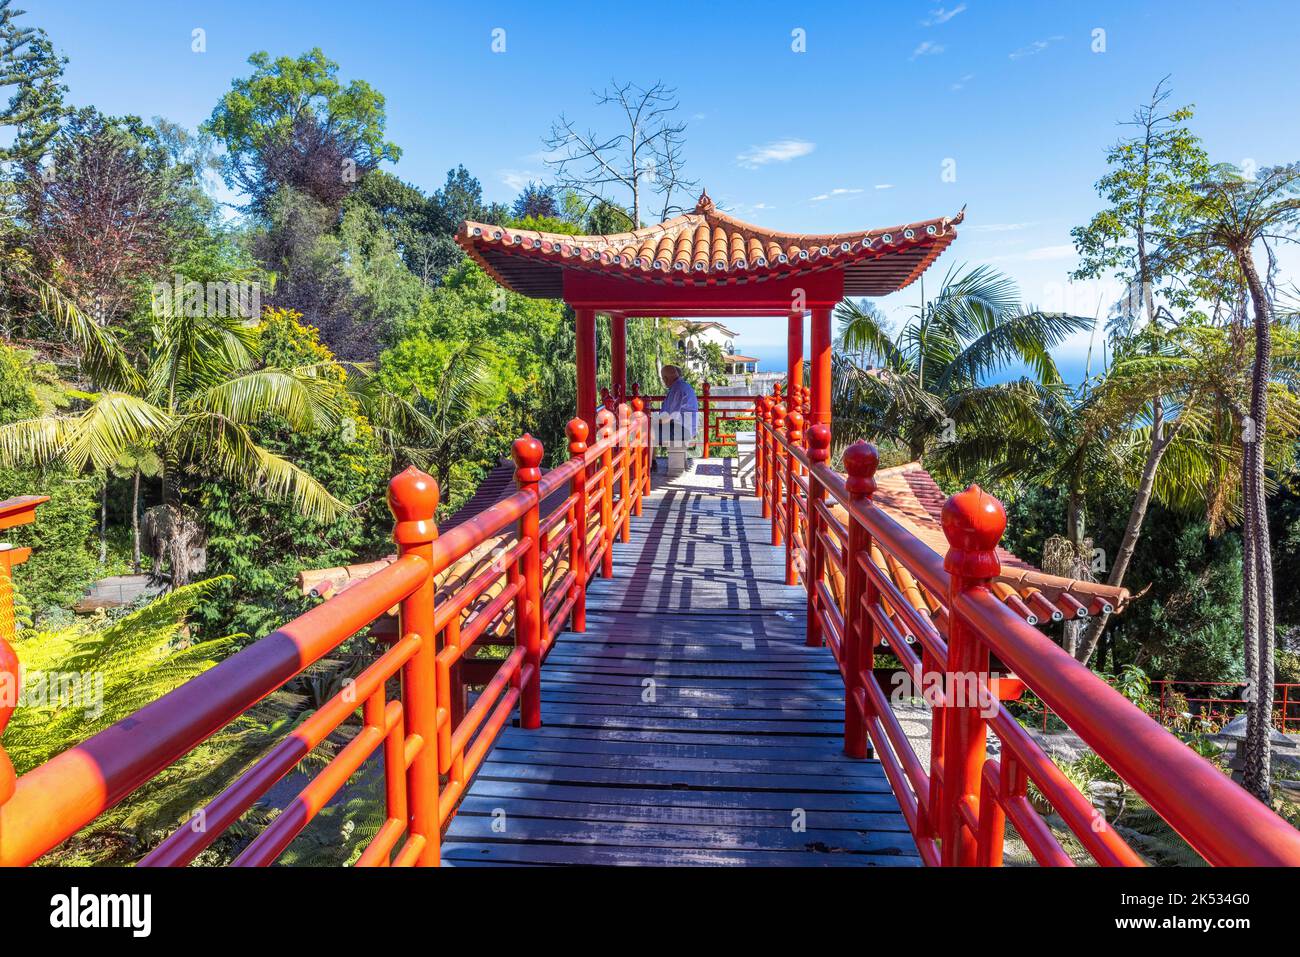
[742,345,1094,390]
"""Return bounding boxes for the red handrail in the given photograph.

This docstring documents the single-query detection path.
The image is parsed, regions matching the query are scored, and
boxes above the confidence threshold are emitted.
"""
[0,406,649,867]
[754,397,1300,867]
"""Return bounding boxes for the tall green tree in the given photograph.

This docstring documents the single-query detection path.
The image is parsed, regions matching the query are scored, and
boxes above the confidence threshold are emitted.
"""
[1173,162,1300,800]
[204,48,400,215]
[0,302,349,584]
[1069,79,1214,667]
[0,0,68,165]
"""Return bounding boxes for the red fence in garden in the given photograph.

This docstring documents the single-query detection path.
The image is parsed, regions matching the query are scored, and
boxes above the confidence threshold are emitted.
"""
[754,383,1300,867]
[1029,680,1300,733]
[0,406,649,867]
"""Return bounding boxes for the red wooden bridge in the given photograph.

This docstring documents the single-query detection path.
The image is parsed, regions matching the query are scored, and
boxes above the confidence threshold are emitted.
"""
[2,195,1299,867]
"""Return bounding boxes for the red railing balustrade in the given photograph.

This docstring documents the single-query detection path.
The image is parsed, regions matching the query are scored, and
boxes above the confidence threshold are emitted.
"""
[755,402,1300,867]
[0,407,649,867]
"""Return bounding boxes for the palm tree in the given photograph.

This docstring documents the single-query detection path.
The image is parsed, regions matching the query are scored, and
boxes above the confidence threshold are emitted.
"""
[1173,163,1300,801]
[348,340,501,496]
[0,292,348,583]
[832,265,1092,460]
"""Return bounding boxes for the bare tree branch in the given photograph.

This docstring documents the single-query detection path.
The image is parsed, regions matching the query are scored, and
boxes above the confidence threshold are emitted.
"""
[543,80,699,227]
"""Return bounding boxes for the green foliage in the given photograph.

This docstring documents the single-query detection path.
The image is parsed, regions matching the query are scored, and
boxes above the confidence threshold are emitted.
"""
[204,48,400,214]
[0,300,352,565]
[1003,482,1245,681]
[1070,79,1214,316]
[380,259,559,477]
[193,309,390,641]
[833,265,1091,460]
[3,578,235,773]
[0,343,98,615]
[0,0,68,164]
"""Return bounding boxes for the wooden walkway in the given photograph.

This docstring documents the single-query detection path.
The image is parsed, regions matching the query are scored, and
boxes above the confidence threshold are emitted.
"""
[441,459,921,866]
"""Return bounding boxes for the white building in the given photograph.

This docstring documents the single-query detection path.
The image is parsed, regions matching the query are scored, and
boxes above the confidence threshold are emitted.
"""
[671,320,737,373]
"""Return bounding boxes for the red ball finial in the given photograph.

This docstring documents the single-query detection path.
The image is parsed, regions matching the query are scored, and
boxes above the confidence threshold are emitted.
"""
[942,484,1006,581]
[785,408,803,440]
[596,407,615,438]
[773,382,783,398]
[807,423,831,465]
[388,466,439,545]
[842,441,879,498]
[566,417,589,456]
[513,434,545,484]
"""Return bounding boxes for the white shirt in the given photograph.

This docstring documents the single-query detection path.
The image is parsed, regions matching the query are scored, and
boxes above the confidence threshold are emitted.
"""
[660,377,698,417]
[659,377,699,439]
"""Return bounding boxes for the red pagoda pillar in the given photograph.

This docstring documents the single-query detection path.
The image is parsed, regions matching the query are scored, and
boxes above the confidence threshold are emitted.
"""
[787,311,804,400]
[810,305,832,433]
[610,312,627,401]
[576,307,597,434]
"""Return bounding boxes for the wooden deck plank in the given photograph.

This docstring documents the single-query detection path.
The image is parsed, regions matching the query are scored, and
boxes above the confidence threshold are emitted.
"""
[441,464,919,867]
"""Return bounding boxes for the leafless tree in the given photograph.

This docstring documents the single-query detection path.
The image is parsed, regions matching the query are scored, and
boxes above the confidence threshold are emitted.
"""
[544,80,698,226]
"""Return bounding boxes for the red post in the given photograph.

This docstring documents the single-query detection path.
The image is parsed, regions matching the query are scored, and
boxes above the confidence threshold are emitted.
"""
[771,395,786,547]
[610,312,627,399]
[567,418,589,631]
[755,396,767,508]
[842,441,879,758]
[787,311,803,405]
[631,391,647,511]
[811,306,832,434]
[387,467,442,865]
[0,635,18,814]
[784,407,803,587]
[940,484,1006,866]
[806,423,830,648]
[597,407,615,579]
[576,307,597,436]
[701,380,711,458]
[513,435,545,730]
[617,403,631,543]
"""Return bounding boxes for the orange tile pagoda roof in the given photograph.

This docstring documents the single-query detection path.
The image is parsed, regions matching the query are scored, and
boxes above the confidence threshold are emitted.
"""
[456,191,962,299]
[869,463,1130,626]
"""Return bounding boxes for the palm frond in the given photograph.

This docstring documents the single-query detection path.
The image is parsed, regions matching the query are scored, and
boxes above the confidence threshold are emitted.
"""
[4,256,140,390]
[62,393,173,474]
[188,367,345,432]
[175,412,348,522]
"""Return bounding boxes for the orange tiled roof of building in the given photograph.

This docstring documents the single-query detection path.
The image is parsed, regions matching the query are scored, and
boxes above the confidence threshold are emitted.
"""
[868,463,1129,627]
[456,190,962,299]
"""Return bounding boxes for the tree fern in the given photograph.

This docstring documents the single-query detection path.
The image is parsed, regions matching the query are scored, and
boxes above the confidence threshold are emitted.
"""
[3,577,237,773]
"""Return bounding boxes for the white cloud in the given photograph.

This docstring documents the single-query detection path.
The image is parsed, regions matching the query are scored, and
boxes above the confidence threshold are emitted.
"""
[499,169,539,192]
[737,139,816,168]
[1024,244,1077,261]
[1009,35,1064,59]
[810,187,864,201]
[910,40,946,60]
[950,73,975,91]
[922,4,966,26]
[874,184,895,190]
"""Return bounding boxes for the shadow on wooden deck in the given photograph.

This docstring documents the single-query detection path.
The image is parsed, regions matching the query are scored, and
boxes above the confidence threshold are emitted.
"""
[441,459,921,866]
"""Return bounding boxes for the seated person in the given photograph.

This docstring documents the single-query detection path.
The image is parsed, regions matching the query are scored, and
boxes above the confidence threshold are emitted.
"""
[656,364,699,470]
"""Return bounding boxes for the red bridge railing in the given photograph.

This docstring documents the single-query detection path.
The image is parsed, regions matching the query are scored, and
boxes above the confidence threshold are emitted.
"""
[0,406,649,867]
[632,382,755,457]
[755,390,1300,867]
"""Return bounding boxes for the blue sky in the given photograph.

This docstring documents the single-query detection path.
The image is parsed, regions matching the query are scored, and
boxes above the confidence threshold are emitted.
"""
[25,0,1300,380]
